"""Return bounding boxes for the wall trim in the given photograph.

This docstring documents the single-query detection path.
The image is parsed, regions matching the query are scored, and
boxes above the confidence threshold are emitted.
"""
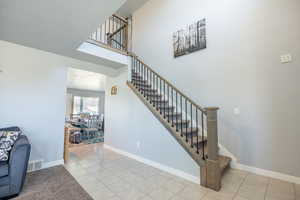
[105,144,300,185]
[219,144,300,184]
[231,161,300,184]
[104,144,200,184]
[42,159,64,170]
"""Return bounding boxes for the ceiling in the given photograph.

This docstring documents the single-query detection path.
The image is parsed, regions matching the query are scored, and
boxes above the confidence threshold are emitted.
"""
[0,0,150,72]
[0,0,126,69]
[67,68,106,92]
[117,0,150,17]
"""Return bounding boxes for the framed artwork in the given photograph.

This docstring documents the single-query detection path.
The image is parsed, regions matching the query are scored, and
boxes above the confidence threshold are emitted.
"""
[173,19,206,58]
[111,86,118,95]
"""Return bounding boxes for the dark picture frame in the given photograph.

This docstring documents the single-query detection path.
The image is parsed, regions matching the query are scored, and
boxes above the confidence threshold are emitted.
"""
[173,19,206,58]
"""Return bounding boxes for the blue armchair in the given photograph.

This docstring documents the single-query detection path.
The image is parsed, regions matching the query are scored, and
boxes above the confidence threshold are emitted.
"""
[0,127,31,199]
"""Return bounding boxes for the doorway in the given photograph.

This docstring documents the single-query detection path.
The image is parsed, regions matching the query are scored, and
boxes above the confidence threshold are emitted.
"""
[64,68,106,163]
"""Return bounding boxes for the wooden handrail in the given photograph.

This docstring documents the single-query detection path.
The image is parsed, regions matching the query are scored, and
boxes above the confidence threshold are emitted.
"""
[112,14,128,24]
[129,53,206,113]
[108,24,127,38]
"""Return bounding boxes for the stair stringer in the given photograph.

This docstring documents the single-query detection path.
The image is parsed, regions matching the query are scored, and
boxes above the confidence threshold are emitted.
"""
[127,81,206,167]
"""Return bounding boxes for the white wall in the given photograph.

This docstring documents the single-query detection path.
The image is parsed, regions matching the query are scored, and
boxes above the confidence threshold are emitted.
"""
[105,70,200,178]
[0,40,107,165]
[132,0,300,177]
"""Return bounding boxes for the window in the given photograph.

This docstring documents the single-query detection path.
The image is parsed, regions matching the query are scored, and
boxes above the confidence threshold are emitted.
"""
[72,96,99,115]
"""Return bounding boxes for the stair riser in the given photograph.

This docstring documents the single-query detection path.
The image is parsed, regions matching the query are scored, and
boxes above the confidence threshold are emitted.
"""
[134,84,152,88]
[141,89,157,93]
[133,80,147,84]
[158,107,174,112]
[174,123,190,129]
[166,114,182,120]
[153,102,169,107]
[194,141,208,149]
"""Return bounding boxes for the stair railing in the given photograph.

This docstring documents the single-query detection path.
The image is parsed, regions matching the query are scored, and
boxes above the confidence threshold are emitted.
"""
[89,14,129,52]
[129,54,219,161]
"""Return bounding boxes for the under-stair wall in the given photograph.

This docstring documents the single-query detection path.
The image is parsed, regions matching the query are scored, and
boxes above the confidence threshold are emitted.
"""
[104,69,201,182]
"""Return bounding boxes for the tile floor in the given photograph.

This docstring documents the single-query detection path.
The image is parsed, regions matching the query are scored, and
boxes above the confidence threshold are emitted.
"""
[65,143,299,200]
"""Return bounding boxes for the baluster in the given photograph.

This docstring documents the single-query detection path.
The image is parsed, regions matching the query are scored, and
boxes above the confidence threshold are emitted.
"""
[154,75,159,110]
[201,112,205,159]
[160,79,162,114]
[119,19,123,49]
[191,103,193,148]
[196,109,199,154]
[185,99,188,142]
[171,88,174,127]
[180,95,183,136]
[176,91,178,131]
[167,85,170,122]
[163,80,166,118]
[105,21,107,44]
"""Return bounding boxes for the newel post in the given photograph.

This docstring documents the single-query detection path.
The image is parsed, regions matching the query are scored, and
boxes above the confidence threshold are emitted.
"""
[200,107,221,191]
[205,107,219,161]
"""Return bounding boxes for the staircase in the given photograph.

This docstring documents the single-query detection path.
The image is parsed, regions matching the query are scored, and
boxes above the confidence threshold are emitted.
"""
[89,14,231,191]
[127,54,231,191]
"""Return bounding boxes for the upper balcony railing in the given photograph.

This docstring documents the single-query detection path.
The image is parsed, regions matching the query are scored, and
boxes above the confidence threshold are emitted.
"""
[89,14,129,53]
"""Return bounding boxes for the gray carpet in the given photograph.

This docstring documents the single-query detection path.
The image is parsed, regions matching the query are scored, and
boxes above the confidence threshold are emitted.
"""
[12,166,92,200]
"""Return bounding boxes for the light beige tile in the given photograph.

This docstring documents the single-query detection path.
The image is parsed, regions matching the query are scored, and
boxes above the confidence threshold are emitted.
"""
[202,190,235,200]
[83,181,115,199]
[162,179,186,194]
[266,178,295,200]
[237,183,267,200]
[89,187,115,200]
[296,184,300,198]
[243,174,269,187]
[107,196,122,200]
[176,186,209,200]
[233,196,249,200]
[116,188,146,200]
[147,174,170,187]
[97,174,124,186]
[69,143,300,200]
[106,180,135,194]
[149,188,175,200]
[134,179,160,194]
[140,196,153,200]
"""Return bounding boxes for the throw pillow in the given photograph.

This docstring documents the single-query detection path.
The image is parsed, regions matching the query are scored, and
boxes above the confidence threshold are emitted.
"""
[0,130,22,161]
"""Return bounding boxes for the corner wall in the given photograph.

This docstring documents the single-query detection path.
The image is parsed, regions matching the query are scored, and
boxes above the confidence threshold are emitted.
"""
[0,40,109,165]
[132,0,300,177]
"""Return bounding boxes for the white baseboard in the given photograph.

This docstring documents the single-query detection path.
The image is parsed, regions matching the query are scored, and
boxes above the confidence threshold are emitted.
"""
[231,161,300,184]
[104,144,200,184]
[42,159,64,170]
[104,144,300,185]
[219,144,300,184]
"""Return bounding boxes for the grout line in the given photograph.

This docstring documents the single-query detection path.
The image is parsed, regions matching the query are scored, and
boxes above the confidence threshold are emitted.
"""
[264,177,271,200]
[294,185,297,200]
[232,172,249,200]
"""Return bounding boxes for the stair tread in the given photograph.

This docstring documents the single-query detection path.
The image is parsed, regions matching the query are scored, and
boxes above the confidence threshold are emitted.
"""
[152,99,168,103]
[182,127,199,133]
[173,119,189,124]
[165,112,181,116]
[158,105,174,109]
[219,155,231,172]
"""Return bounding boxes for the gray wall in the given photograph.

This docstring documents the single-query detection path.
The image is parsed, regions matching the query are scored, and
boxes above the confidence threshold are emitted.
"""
[66,88,105,117]
[105,71,200,178]
[132,0,300,177]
